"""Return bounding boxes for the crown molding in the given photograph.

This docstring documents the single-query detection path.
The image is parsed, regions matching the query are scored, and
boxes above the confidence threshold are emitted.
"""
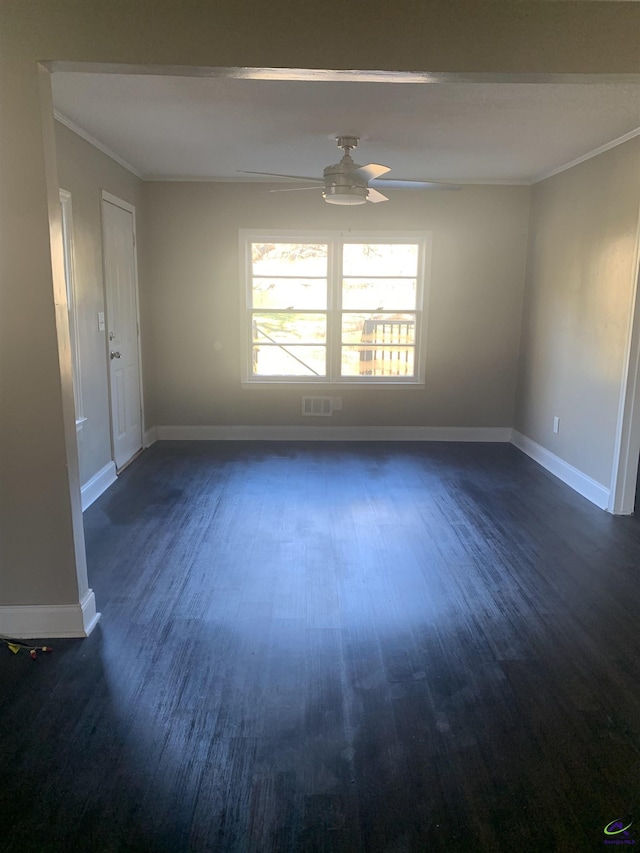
[532,127,640,184]
[143,174,531,186]
[53,110,145,179]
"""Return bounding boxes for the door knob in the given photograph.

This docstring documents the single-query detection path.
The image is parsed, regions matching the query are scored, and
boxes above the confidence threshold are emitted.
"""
[110,350,122,359]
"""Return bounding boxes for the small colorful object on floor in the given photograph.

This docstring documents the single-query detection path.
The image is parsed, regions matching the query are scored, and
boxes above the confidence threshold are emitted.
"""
[0,636,53,659]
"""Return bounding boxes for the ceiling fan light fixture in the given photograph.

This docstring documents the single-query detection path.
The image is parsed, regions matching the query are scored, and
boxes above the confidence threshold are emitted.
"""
[322,185,368,205]
[244,135,459,204]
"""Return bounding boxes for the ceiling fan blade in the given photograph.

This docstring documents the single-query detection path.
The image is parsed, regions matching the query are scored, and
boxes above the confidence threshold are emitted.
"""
[366,187,389,204]
[371,179,462,190]
[238,170,323,183]
[354,163,391,181]
[267,186,320,193]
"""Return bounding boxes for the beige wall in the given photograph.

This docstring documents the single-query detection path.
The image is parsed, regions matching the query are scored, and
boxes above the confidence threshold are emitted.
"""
[1,0,639,611]
[515,137,640,487]
[55,121,143,486]
[142,182,529,429]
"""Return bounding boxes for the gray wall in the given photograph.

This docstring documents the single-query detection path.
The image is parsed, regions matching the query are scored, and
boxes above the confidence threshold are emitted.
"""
[141,181,530,429]
[55,121,143,487]
[515,137,640,488]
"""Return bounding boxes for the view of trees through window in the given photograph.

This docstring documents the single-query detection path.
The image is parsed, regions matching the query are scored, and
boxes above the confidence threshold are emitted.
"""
[246,236,424,382]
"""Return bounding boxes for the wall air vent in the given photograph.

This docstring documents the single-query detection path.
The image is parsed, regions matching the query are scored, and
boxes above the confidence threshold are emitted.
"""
[302,396,333,416]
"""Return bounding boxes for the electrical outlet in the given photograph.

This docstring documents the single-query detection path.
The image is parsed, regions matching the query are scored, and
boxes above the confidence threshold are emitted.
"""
[553,416,560,434]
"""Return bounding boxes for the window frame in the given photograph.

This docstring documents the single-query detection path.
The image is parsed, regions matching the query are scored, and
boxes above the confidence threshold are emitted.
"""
[239,229,431,388]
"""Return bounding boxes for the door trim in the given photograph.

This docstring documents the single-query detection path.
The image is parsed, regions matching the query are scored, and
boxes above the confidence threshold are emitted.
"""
[607,200,640,515]
[101,190,145,468]
[609,199,640,514]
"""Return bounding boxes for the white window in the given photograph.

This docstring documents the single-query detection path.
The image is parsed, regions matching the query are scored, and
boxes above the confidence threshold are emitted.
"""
[240,231,430,385]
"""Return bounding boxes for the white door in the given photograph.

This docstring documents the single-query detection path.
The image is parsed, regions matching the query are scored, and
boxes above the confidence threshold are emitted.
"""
[102,194,143,470]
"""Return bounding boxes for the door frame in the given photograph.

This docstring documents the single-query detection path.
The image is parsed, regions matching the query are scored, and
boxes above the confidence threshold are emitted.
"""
[100,189,145,468]
[609,202,640,514]
[59,188,87,432]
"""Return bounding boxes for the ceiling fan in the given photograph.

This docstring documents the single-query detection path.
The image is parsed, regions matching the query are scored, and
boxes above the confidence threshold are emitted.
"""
[239,136,462,205]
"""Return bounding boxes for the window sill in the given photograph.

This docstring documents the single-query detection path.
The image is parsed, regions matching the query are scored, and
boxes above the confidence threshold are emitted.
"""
[241,381,425,390]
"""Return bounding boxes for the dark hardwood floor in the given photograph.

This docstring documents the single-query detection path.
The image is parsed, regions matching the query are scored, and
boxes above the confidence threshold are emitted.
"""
[1,441,639,852]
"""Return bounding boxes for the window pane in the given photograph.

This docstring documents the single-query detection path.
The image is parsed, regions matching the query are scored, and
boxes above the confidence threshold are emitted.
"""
[341,345,415,377]
[252,313,326,344]
[252,277,327,309]
[252,243,328,276]
[342,243,418,277]
[341,313,416,345]
[342,278,416,310]
[252,345,326,377]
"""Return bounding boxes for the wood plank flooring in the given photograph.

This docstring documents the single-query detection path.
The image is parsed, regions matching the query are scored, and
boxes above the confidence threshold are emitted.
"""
[1,441,640,852]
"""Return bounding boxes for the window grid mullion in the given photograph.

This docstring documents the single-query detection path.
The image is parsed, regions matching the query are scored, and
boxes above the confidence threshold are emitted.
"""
[250,309,328,315]
[327,237,342,383]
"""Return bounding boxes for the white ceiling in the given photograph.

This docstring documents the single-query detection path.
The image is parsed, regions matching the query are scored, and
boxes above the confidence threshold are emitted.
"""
[51,72,640,185]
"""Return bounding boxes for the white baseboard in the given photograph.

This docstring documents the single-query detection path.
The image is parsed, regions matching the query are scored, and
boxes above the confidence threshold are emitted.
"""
[511,430,610,510]
[144,427,157,447]
[81,461,117,511]
[155,425,513,442]
[0,589,101,639]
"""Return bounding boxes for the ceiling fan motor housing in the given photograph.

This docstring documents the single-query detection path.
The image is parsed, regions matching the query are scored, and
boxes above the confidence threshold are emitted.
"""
[322,154,369,205]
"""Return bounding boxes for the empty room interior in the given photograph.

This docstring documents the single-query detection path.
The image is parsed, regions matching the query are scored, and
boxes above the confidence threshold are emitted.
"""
[2,2,640,851]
